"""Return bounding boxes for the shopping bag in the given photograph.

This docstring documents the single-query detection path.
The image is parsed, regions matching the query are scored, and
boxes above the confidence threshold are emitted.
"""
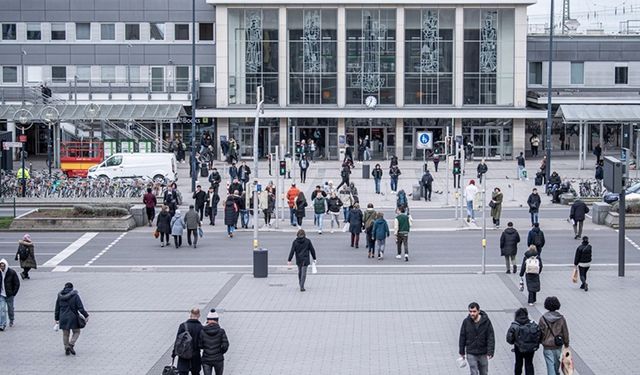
[342,223,349,232]
[571,268,578,284]
[153,230,160,239]
[198,227,204,238]
[311,260,317,274]
[456,357,467,368]
[561,346,575,375]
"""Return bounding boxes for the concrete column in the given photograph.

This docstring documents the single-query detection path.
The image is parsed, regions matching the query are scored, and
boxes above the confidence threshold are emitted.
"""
[513,118,525,159]
[279,117,288,153]
[216,7,229,108]
[454,117,462,136]
[513,6,528,108]
[395,118,403,159]
[279,7,287,108]
[454,7,464,107]
[338,118,346,160]
[395,7,405,108]
[337,7,346,108]
[7,121,16,159]
[217,118,229,160]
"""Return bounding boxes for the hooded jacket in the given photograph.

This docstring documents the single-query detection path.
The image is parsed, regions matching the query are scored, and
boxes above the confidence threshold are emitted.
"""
[459,311,495,356]
[372,218,390,240]
[327,196,343,213]
[0,259,20,298]
[574,242,592,265]
[156,210,172,234]
[224,196,240,226]
[539,311,570,349]
[499,227,520,257]
[16,240,37,269]
[288,237,317,266]
[527,227,546,252]
[54,286,89,330]
[198,322,230,364]
[170,212,186,236]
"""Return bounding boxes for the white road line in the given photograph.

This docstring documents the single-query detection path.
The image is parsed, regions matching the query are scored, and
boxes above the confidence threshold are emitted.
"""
[85,232,127,267]
[42,232,98,267]
[52,266,72,272]
[0,242,72,244]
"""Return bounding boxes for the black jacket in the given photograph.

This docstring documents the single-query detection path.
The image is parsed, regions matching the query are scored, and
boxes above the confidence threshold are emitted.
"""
[595,165,604,180]
[228,182,243,195]
[288,237,317,266]
[0,260,20,297]
[372,167,383,179]
[54,287,89,330]
[477,163,488,177]
[519,249,543,292]
[527,193,541,213]
[499,227,520,257]
[208,171,222,187]
[421,171,434,186]
[173,319,203,371]
[198,322,229,364]
[549,173,561,186]
[224,197,239,226]
[527,228,546,252]
[193,190,207,209]
[327,197,343,213]
[348,208,363,234]
[459,311,495,356]
[574,242,593,265]
[156,211,172,234]
[239,165,251,182]
[506,314,541,353]
[570,200,590,222]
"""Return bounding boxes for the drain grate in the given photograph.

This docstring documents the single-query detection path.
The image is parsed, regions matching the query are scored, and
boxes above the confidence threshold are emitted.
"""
[268,283,285,287]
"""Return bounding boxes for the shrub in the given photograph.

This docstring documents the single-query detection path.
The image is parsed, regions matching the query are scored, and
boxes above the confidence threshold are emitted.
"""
[73,205,129,217]
[610,199,640,214]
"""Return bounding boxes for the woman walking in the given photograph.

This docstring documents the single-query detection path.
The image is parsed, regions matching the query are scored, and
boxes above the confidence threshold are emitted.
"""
[224,194,239,238]
[294,191,308,227]
[490,187,503,228]
[142,187,157,226]
[506,307,541,375]
[170,209,186,248]
[287,229,317,292]
[519,245,543,306]
[348,203,363,248]
[327,192,343,233]
[259,186,275,227]
[574,236,592,291]
[156,205,172,247]
[15,234,36,279]
[54,282,89,356]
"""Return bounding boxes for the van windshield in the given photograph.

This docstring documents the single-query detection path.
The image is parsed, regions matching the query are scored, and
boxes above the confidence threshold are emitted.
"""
[105,155,123,167]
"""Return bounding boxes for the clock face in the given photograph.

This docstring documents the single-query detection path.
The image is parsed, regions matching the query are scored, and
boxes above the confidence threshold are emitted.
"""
[365,96,377,108]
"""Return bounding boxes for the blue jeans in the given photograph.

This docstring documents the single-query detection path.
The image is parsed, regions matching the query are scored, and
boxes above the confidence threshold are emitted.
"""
[375,239,386,256]
[518,166,526,180]
[343,207,350,222]
[466,200,475,219]
[531,212,539,225]
[315,213,324,232]
[0,295,14,328]
[227,225,235,235]
[290,208,296,225]
[390,177,398,192]
[543,348,562,375]
[374,178,381,193]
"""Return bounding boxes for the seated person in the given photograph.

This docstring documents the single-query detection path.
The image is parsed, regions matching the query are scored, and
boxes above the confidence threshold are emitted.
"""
[546,171,562,195]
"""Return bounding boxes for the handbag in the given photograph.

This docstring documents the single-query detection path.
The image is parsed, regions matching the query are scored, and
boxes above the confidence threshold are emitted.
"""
[543,316,564,347]
[561,346,575,375]
[154,230,160,239]
[77,312,87,329]
[342,223,349,232]
[571,267,578,284]
[488,201,496,209]
[163,358,179,375]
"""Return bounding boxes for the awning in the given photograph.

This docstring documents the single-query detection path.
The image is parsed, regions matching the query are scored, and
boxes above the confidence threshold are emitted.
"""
[198,107,547,119]
[0,104,186,122]
[557,104,640,123]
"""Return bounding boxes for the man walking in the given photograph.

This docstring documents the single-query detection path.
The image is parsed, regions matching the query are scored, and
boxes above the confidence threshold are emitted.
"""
[372,212,390,260]
[172,308,204,375]
[337,163,351,190]
[465,180,478,223]
[476,159,488,184]
[312,192,327,234]
[569,198,589,239]
[539,297,570,375]
[389,164,401,193]
[363,203,377,258]
[458,302,495,375]
[500,222,520,274]
[198,309,229,375]
[421,168,434,201]
[372,164,383,194]
[287,229,317,292]
[516,152,526,180]
[184,205,201,248]
[238,161,251,190]
[394,207,411,262]
[527,188,541,226]
[193,185,207,221]
[299,155,309,183]
[0,259,20,330]
[574,236,592,291]
[527,223,546,255]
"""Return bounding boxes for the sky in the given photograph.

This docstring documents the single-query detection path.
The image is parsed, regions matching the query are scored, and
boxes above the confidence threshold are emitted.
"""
[527,0,640,33]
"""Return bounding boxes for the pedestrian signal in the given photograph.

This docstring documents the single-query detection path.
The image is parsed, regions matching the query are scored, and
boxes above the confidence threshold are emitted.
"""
[279,160,286,176]
[453,159,461,175]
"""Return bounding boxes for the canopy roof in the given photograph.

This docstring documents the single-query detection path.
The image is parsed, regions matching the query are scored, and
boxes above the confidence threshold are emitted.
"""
[0,104,186,122]
[557,105,640,123]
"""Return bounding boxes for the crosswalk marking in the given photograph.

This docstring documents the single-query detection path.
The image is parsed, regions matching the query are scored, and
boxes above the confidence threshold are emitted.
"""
[42,232,98,267]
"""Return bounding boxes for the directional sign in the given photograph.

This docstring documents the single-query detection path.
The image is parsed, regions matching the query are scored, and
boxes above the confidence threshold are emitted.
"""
[416,131,433,150]
[2,142,23,150]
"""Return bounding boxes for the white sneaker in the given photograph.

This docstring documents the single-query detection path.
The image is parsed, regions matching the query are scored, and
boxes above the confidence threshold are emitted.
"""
[331,229,334,234]
[395,255,401,259]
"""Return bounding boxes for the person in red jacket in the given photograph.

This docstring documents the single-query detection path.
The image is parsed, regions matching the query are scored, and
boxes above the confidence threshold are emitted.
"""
[142,188,157,227]
[286,183,300,226]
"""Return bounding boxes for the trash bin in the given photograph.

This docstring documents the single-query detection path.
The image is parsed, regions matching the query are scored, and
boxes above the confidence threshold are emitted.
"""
[412,184,422,200]
[253,248,268,278]
[362,164,370,179]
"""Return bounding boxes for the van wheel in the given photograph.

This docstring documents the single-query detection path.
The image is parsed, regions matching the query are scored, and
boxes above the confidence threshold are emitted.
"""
[98,175,109,182]
[153,175,166,185]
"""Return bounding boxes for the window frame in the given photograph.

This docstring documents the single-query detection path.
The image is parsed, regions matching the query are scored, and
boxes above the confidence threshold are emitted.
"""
[2,66,18,83]
[174,24,190,41]
[75,22,91,41]
[199,66,215,85]
[125,24,140,41]
[615,66,629,85]
[51,23,67,41]
[27,23,42,41]
[76,65,91,82]
[51,66,67,83]
[150,23,165,41]
[100,66,116,84]
[1,23,17,40]
[100,23,116,41]
[570,62,584,85]
[528,61,542,85]
[199,23,214,41]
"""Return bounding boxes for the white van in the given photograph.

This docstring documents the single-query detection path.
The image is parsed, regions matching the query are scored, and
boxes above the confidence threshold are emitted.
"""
[87,153,177,182]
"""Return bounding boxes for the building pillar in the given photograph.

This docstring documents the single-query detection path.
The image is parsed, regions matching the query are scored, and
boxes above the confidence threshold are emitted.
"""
[7,121,16,159]
[513,118,525,159]
[395,7,405,108]
[217,118,229,160]
[279,117,288,154]
[337,7,346,108]
[513,6,528,108]
[216,6,229,108]
[395,118,403,159]
[454,117,462,137]
[454,7,464,107]
[279,7,287,108]
[338,117,346,159]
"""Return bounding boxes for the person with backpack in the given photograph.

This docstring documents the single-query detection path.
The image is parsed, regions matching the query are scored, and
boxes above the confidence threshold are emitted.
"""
[363,203,377,258]
[224,194,239,238]
[458,302,495,375]
[574,236,593,291]
[54,282,89,356]
[500,222,520,274]
[519,245,542,306]
[172,307,204,375]
[421,169,434,201]
[372,164,383,194]
[396,189,408,214]
[506,307,541,375]
[527,223,546,255]
[15,234,36,279]
[198,309,229,375]
[327,192,343,233]
[287,229,317,292]
[337,163,351,190]
[313,192,327,234]
[170,210,186,248]
[372,212,390,260]
[539,297,570,375]
[526,188,541,226]
[389,164,401,193]
[570,199,590,240]
[348,203,364,248]
[394,207,411,262]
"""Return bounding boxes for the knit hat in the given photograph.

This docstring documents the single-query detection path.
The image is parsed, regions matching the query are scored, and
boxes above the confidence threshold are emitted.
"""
[206,309,219,321]
[23,234,31,242]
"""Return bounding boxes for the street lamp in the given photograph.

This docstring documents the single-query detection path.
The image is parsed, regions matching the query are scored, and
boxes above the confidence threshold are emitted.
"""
[40,106,59,178]
[127,44,133,100]
[253,86,264,250]
[545,0,555,182]
[190,0,197,193]
[13,108,33,197]
[20,49,27,106]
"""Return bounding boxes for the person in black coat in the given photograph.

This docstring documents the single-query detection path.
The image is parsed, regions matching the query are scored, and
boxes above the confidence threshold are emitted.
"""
[519,245,543,306]
[348,203,364,248]
[54,282,89,355]
[287,229,317,292]
[198,309,229,375]
[526,223,546,255]
[223,195,239,238]
[193,185,207,221]
[526,188,541,226]
[574,236,593,291]
[570,199,590,239]
[0,258,20,330]
[172,308,203,375]
[458,302,495,373]
[208,168,222,193]
[156,205,172,247]
[294,192,307,227]
[499,222,520,274]
[205,187,221,226]
[164,185,179,216]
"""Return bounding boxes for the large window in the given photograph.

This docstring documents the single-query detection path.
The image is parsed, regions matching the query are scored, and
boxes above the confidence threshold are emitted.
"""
[175,24,190,41]
[199,23,214,41]
[51,66,67,83]
[228,9,279,104]
[200,66,215,84]
[615,66,628,85]
[51,23,66,40]
[346,9,396,105]
[2,66,17,83]
[529,62,542,85]
[101,24,115,40]
[76,23,91,40]
[570,62,584,85]
[150,23,165,41]
[288,9,337,105]
[125,24,140,40]
[76,65,91,82]
[2,24,16,40]
[27,23,41,40]
[463,9,514,105]
[128,66,140,83]
[405,9,454,105]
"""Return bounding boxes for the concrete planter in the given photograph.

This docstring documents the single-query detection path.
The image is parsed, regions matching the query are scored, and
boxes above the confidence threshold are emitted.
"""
[10,210,136,231]
[604,211,640,228]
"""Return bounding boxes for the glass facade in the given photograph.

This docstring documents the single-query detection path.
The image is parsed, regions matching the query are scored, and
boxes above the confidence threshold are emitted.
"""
[229,118,279,158]
[405,9,454,105]
[346,9,396,105]
[463,9,514,105]
[229,8,279,105]
[462,118,513,159]
[288,9,337,105]
[403,118,452,159]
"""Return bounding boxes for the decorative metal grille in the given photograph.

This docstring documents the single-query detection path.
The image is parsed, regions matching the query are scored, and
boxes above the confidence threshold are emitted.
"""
[303,10,321,73]
[353,12,387,93]
[420,10,439,73]
[245,10,263,73]
[480,10,497,73]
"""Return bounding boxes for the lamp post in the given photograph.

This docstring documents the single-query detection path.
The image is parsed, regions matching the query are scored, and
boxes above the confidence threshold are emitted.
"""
[13,109,33,197]
[41,106,59,178]
[127,44,133,100]
[190,0,197,193]
[481,175,487,274]
[253,86,264,250]
[545,0,555,182]
[20,49,27,106]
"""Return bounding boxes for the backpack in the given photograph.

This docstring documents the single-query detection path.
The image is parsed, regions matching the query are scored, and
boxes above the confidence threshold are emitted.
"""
[525,256,540,274]
[532,232,544,248]
[364,211,376,230]
[341,168,348,178]
[18,244,29,260]
[515,321,542,353]
[173,323,194,359]
[397,192,407,207]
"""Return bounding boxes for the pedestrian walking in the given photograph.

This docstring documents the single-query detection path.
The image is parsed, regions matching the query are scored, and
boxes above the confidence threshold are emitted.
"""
[348,203,363,248]
[170,209,186,248]
[327,192,343,233]
[172,308,203,375]
[311,185,327,201]
[516,152,526,180]
[228,162,238,181]
[530,134,540,157]
[490,187,503,228]
[574,236,592,291]
[477,159,488,184]
[185,205,201,248]
[228,178,243,196]
[299,155,309,183]
[15,234,37,279]
[396,189,409,214]
[569,199,589,239]
[337,163,351,190]
[339,186,354,223]
[527,188,541,225]
[372,164,383,194]
[458,302,495,375]
[209,167,222,193]
[421,169,434,201]
[593,143,602,165]
[389,164,401,193]
[164,184,179,217]
[394,207,411,261]
[433,154,440,172]
[527,223,546,255]
[0,258,20,330]
[143,187,157,226]
[500,222,520,274]
[287,229,317,292]
[465,180,478,223]
[348,182,359,201]
[193,185,207,221]
[539,296,570,375]
[287,183,300,227]
[54,282,89,356]
[312,192,327,234]
[238,162,251,191]
[156,205,172,247]
[224,194,239,238]
[259,186,275,227]
[363,204,377,258]
[294,191,307,227]
[199,309,229,375]
[595,161,603,188]
[519,245,542,306]
[205,187,220,226]
[372,212,390,260]
[506,307,541,375]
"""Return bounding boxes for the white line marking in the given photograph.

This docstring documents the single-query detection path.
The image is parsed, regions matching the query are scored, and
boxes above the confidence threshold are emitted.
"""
[0,242,72,244]
[84,232,127,266]
[42,232,98,267]
[52,266,72,272]
[58,263,640,269]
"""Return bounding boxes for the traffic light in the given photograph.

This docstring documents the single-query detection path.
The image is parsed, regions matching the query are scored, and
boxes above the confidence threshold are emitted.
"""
[279,160,286,176]
[453,159,461,175]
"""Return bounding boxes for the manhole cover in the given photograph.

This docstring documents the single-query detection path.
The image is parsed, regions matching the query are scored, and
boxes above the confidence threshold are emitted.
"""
[268,283,285,287]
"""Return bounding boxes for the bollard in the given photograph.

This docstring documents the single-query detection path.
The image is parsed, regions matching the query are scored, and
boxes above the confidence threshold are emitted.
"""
[253,248,269,278]
[13,196,16,218]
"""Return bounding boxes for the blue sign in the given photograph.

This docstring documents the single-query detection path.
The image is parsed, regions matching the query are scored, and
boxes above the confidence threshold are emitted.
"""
[416,131,433,150]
